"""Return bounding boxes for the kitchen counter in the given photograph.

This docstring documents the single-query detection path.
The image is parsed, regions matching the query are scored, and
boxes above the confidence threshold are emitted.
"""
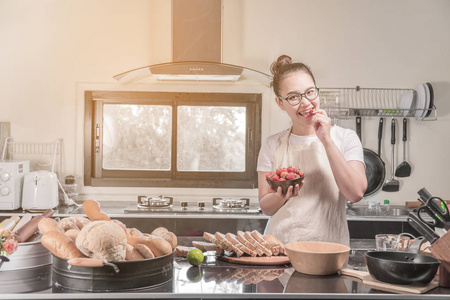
[1,239,449,299]
[0,202,413,221]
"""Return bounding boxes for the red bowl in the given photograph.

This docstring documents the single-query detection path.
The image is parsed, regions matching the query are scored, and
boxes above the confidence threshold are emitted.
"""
[266,176,304,194]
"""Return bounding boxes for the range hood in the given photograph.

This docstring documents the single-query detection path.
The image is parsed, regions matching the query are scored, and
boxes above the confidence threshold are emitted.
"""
[113,0,270,85]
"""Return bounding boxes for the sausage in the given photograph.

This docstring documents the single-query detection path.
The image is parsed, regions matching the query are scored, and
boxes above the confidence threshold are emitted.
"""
[82,200,111,221]
[16,209,54,242]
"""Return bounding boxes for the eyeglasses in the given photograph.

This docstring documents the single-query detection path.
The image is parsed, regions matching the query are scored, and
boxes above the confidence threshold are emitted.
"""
[278,86,320,106]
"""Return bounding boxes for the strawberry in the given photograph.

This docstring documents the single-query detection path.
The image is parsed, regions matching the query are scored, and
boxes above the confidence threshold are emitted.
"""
[276,168,283,176]
[280,171,288,179]
[299,171,304,177]
[287,167,294,173]
[286,172,295,180]
[272,174,280,181]
[278,178,286,181]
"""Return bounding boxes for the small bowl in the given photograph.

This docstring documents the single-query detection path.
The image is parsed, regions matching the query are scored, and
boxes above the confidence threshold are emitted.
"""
[285,241,350,276]
[266,176,304,194]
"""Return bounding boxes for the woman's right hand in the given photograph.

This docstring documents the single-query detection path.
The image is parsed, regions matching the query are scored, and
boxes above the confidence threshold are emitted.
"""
[259,172,304,216]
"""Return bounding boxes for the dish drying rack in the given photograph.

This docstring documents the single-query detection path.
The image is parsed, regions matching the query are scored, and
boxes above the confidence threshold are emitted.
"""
[319,87,437,121]
[1,138,62,177]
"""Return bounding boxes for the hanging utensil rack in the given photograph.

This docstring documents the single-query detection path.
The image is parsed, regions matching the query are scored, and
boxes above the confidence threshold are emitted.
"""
[319,87,437,121]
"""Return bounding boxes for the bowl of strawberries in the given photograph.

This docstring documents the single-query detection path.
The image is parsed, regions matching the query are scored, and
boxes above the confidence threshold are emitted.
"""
[265,167,304,194]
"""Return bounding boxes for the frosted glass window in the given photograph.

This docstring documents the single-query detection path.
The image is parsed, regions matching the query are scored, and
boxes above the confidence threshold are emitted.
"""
[177,106,246,171]
[102,104,172,170]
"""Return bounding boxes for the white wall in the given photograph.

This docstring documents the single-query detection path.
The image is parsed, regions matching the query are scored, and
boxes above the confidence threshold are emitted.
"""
[1,0,449,205]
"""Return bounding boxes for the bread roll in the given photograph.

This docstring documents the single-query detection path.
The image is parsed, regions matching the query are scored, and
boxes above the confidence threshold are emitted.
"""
[38,218,65,234]
[135,244,155,259]
[65,229,80,242]
[127,235,172,257]
[82,200,111,221]
[125,244,144,261]
[58,217,79,231]
[151,230,177,249]
[41,231,85,259]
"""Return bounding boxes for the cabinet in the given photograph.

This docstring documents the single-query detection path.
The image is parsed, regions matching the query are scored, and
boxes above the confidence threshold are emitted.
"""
[320,87,436,121]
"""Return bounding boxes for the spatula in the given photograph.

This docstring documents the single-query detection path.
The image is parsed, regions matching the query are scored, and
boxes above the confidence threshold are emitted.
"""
[395,118,411,177]
[382,118,400,192]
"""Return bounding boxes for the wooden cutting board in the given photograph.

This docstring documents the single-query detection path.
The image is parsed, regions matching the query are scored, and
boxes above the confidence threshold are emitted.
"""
[405,200,450,208]
[340,268,439,294]
[218,255,290,266]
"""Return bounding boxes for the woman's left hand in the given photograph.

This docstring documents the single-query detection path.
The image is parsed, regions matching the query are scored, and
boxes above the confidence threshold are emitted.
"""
[311,109,332,143]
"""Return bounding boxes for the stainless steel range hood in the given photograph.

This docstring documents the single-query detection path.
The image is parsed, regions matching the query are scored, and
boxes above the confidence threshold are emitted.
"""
[113,0,270,85]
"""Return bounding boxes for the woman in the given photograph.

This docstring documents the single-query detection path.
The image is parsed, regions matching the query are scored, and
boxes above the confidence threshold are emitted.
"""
[257,55,367,246]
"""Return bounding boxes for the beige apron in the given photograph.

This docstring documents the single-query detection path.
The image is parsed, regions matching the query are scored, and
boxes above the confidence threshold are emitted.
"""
[264,128,349,246]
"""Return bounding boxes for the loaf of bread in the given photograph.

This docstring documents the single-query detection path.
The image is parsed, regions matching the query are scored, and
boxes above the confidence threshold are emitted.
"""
[41,230,85,259]
[82,200,111,221]
[38,218,65,235]
[127,235,172,257]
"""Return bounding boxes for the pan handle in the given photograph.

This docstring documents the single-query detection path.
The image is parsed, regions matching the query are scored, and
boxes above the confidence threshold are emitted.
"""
[378,118,383,156]
[356,117,362,141]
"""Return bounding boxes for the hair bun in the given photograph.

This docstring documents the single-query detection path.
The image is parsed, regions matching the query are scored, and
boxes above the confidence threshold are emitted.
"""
[270,55,293,76]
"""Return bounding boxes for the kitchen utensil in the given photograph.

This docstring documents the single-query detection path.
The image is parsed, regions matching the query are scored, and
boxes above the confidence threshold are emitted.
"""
[340,269,439,294]
[0,256,10,269]
[364,237,440,285]
[395,118,411,177]
[425,82,434,118]
[12,213,31,232]
[218,255,290,266]
[356,117,385,196]
[22,171,59,210]
[416,187,450,230]
[52,250,175,292]
[0,240,52,271]
[407,212,441,244]
[382,118,399,192]
[284,241,350,276]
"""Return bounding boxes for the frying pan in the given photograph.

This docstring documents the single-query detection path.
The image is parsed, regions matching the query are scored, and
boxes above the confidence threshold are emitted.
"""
[356,117,386,196]
[364,237,441,285]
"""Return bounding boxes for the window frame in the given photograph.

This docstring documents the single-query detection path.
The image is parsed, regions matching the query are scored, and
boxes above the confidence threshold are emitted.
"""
[84,90,261,189]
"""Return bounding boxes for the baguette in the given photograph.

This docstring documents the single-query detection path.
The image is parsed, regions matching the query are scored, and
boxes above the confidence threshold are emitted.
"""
[82,200,111,221]
[38,218,65,234]
[125,244,145,260]
[225,233,256,257]
[127,235,172,257]
[16,209,54,242]
[41,230,85,259]
[0,218,16,231]
[68,257,104,267]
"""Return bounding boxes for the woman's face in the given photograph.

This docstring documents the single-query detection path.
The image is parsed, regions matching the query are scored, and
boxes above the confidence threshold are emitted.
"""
[275,71,319,126]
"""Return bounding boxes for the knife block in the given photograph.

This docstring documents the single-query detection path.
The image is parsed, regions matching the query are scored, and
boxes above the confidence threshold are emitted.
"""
[430,230,450,287]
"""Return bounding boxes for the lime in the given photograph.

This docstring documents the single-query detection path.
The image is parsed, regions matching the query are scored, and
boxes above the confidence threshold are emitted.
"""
[186,266,204,282]
[187,249,204,266]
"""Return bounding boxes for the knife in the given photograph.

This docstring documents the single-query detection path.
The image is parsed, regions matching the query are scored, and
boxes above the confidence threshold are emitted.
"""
[407,211,440,245]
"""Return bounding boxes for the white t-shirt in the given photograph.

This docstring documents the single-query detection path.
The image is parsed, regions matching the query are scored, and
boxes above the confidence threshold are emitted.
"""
[257,125,364,172]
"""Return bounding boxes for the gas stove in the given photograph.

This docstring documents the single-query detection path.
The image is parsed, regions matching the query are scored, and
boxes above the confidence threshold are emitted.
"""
[124,195,261,215]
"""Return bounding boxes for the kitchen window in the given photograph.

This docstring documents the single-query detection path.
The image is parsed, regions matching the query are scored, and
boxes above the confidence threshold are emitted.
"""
[84,91,261,188]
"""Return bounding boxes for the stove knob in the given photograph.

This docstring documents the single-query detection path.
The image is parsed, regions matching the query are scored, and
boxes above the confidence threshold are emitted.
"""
[198,202,205,210]
[181,201,188,210]
[0,172,10,182]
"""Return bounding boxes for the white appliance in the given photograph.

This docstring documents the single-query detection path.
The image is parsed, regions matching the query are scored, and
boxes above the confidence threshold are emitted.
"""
[0,160,30,210]
[22,171,59,210]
